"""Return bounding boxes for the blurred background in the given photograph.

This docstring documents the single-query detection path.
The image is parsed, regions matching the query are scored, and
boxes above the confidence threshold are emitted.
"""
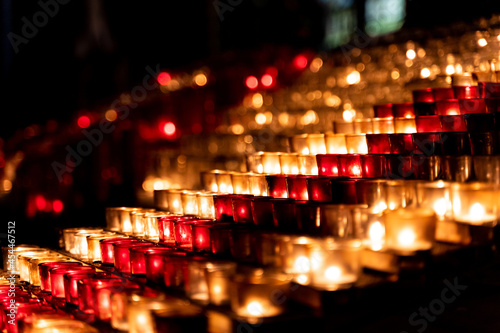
[2,0,500,246]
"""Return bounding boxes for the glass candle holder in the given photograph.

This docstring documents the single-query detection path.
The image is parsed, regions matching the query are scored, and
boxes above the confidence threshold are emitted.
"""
[433,87,455,101]
[282,236,317,285]
[119,207,141,234]
[186,260,234,304]
[290,134,309,154]
[165,190,183,215]
[388,133,413,154]
[334,120,354,135]
[2,245,39,273]
[309,238,362,290]
[451,182,498,225]
[174,221,195,251]
[317,154,339,177]
[131,210,152,237]
[413,88,434,103]
[384,180,419,210]
[416,181,452,220]
[435,100,461,116]
[127,295,185,333]
[248,173,269,196]
[413,102,436,116]
[373,104,393,118]
[319,204,364,237]
[145,250,186,284]
[383,207,436,251]
[306,134,327,154]
[192,221,215,253]
[345,134,368,154]
[99,238,134,265]
[216,171,234,194]
[110,289,162,331]
[214,194,246,222]
[354,179,387,213]
[439,115,466,132]
[205,261,237,306]
[353,119,373,134]
[469,132,497,155]
[94,280,140,322]
[298,154,319,175]
[385,155,413,179]
[306,176,333,202]
[361,154,386,178]
[28,256,73,287]
[20,316,99,333]
[230,225,258,263]
[114,240,153,274]
[464,113,495,132]
[473,156,500,183]
[412,133,442,156]
[154,189,169,211]
[251,196,275,229]
[231,173,250,195]
[63,271,96,305]
[50,266,94,298]
[74,231,114,260]
[152,302,206,333]
[394,117,417,133]
[325,133,347,154]
[260,152,282,174]
[201,170,219,192]
[232,196,255,224]
[392,103,415,118]
[459,98,486,114]
[279,153,299,175]
[63,227,103,254]
[357,209,385,250]
[338,155,363,178]
[39,262,82,292]
[87,234,127,263]
[130,246,166,276]
[486,98,500,112]
[440,155,473,182]
[105,207,123,231]
[197,192,215,219]
[158,216,196,245]
[480,82,500,98]
[366,134,391,154]
[372,117,395,134]
[209,223,233,257]
[286,175,309,200]
[415,115,441,133]
[440,132,471,155]
[453,85,479,99]
[265,175,288,198]
[230,267,291,318]
[144,212,169,242]
[272,198,298,232]
[412,155,441,181]
[181,191,199,215]
[163,255,192,289]
[331,178,358,204]
[17,250,54,282]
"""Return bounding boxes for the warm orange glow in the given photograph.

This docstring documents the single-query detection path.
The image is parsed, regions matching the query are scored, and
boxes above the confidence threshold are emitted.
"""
[105,109,117,122]
[420,68,431,78]
[406,49,416,60]
[246,76,259,89]
[194,74,207,86]
[346,71,361,85]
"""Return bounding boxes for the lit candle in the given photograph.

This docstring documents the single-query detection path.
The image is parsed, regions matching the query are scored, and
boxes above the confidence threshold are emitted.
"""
[451,182,498,225]
[196,192,216,219]
[325,133,347,154]
[306,134,327,154]
[345,134,368,154]
[261,152,282,174]
[384,207,436,251]
[279,153,300,175]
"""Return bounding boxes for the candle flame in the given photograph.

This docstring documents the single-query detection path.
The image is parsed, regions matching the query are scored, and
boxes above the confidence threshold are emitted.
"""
[293,256,310,273]
[469,202,485,217]
[324,266,342,282]
[398,229,416,247]
[368,221,384,242]
[246,301,264,316]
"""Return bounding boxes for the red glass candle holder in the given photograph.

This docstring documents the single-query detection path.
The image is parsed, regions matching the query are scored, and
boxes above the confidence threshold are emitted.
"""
[93,279,139,322]
[416,115,441,133]
[296,201,321,234]
[389,134,414,154]
[459,99,487,114]
[392,103,415,118]
[440,156,473,182]
[412,133,442,155]
[251,196,275,228]
[440,115,467,132]
[453,86,479,99]
[433,87,454,101]
[40,262,82,292]
[213,194,235,222]
[76,274,117,314]
[411,155,440,180]
[209,223,233,257]
[469,132,498,155]
[192,221,214,252]
[114,240,154,274]
[385,155,414,179]
[435,100,461,115]
[130,245,165,275]
[158,216,197,245]
[413,88,434,103]
[265,175,288,198]
[373,103,393,118]
[331,178,358,204]
[316,154,340,177]
[163,254,195,289]
[272,198,298,232]
[338,154,363,178]
[4,304,57,333]
[99,238,133,265]
[485,98,500,113]
[64,271,96,305]
[174,220,195,250]
[413,102,436,116]
[286,175,309,200]
[354,179,386,208]
[232,197,254,223]
[361,154,386,178]
[50,266,94,298]
[440,132,471,155]
[230,225,258,263]
[479,82,500,98]
[366,134,391,154]
[464,113,495,132]
[306,176,332,202]
[145,249,186,283]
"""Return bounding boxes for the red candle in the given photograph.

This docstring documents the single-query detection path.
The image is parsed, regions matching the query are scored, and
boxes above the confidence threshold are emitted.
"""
[366,134,391,154]
[214,194,251,222]
[306,176,332,202]
[413,88,434,103]
[316,154,339,176]
[77,274,111,314]
[39,262,81,292]
[99,237,133,265]
[458,98,487,114]
[209,223,233,256]
[285,175,309,200]
[230,225,258,263]
[158,216,197,245]
[412,133,442,155]
[63,271,96,305]
[479,82,500,98]
[485,98,500,113]
[469,132,497,155]
[389,134,414,154]
[361,154,386,178]
[130,245,166,275]
[296,201,321,234]
[433,87,454,101]
[453,86,479,99]
[145,249,186,283]
[415,115,442,132]
[250,196,275,228]
[192,221,214,252]
[331,178,358,204]
[265,175,288,198]
[435,100,460,115]
[114,240,154,274]
[385,155,413,179]
[338,154,363,178]
[440,115,467,132]
[412,155,440,180]
[373,103,393,118]
[50,266,94,298]
[392,103,415,118]
[272,198,297,232]
[174,221,195,251]
[163,254,191,289]
[232,197,254,223]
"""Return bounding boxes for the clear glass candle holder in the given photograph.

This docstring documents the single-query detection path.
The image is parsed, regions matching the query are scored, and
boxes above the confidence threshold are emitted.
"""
[353,119,373,134]
[384,180,419,210]
[205,261,237,306]
[88,234,128,262]
[118,207,141,234]
[231,173,250,195]
[416,181,452,220]
[2,245,39,273]
[196,192,216,219]
[451,182,499,225]
[345,134,368,154]
[306,134,327,154]
[279,153,299,175]
[248,173,269,196]
[282,236,318,285]
[290,134,309,154]
[384,207,436,251]
[372,117,394,134]
[28,256,72,287]
[394,117,417,134]
[325,133,347,154]
[181,190,199,215]
[298,154,319,175]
